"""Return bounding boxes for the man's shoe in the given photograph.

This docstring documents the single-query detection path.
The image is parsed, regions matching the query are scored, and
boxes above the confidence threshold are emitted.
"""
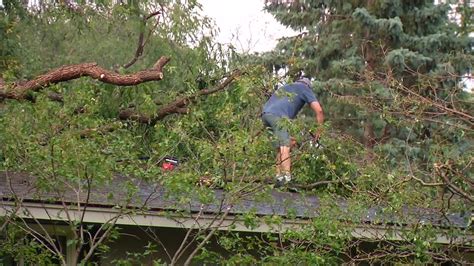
[274,178,286,188]
[274,173,292,188]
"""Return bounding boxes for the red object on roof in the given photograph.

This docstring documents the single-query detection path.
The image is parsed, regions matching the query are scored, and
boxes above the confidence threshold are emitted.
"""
[162,162,175,171]
[162,157,179,171]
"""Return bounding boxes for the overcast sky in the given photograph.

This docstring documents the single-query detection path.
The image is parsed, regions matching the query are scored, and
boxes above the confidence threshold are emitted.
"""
[0,0,294,52]
[198,0,296,53]
[0,0,471,90]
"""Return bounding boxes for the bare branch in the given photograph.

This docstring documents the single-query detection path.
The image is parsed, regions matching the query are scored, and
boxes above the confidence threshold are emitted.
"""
[395,80,474,126]
[183,205,233,266]
[293,179,346,189]
[171,205,206,265]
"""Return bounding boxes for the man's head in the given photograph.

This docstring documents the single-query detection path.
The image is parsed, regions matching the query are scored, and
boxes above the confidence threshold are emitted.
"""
[296,77,312,88]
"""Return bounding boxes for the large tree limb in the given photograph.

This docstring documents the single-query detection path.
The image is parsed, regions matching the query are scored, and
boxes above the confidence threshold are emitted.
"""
[0,56,171,100]
[119,69,242,124]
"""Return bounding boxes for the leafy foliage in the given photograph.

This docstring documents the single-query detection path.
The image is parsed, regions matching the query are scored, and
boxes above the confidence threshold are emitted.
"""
[0,0,473,265]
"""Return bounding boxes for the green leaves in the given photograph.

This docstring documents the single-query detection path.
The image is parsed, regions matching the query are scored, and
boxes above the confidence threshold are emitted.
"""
[0,1,472,264]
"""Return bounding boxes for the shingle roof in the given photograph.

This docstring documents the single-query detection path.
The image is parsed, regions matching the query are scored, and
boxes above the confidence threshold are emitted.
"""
[0,171,471,229]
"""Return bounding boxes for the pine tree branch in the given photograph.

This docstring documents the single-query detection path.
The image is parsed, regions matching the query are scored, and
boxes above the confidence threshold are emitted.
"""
[0,56,171,100]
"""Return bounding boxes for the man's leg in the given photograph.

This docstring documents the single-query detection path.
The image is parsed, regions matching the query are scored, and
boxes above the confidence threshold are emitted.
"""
[279,145,291,175]
[275,145,291,187]
[262,113,292,181]
[275,148,282,176]
[277,138,295,174]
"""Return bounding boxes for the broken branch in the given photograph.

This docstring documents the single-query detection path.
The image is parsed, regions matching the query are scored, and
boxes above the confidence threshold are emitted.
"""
[119,70,242,124]
[153,70,242,122]
[118,70,242,124]
[0,56,170,100]
[122,10,163,69]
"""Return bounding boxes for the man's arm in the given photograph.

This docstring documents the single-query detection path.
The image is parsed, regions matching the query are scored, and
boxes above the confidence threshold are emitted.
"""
[309,101,324,139]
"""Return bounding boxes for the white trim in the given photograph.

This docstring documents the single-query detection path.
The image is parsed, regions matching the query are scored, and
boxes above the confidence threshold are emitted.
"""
[1,201,472,245]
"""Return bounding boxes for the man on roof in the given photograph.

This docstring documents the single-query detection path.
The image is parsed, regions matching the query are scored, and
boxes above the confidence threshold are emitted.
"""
[262,77,324,187]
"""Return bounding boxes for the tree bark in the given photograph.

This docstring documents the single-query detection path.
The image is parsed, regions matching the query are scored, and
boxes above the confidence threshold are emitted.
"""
[0,55,241,129]
[0,56,170,100]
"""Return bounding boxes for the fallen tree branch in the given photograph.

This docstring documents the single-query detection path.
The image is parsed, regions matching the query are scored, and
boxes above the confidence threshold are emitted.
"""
[117,109,153,124]
[293,179,346,189]
[79,123,123,138]
[122,9,163,69]
[118,69,242,124]
[435,162,474,203]
[443,176,474,203]
[154,70,242,121]
[396,81,474,126]
[46,92,64,103]
[0,56,171,100]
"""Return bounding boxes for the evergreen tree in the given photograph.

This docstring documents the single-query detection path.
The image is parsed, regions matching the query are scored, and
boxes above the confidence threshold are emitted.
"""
[263,0,473,202]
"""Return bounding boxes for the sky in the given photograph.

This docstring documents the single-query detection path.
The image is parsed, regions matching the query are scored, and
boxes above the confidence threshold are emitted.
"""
[0,0,471,90]
[198,0,296,53]
[0,0,294,52]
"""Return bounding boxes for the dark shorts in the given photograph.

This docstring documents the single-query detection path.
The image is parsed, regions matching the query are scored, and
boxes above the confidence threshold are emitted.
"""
[262,113,290,148]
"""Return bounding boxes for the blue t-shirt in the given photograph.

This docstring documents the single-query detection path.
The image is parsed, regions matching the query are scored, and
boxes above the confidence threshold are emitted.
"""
[262,81,318,119]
